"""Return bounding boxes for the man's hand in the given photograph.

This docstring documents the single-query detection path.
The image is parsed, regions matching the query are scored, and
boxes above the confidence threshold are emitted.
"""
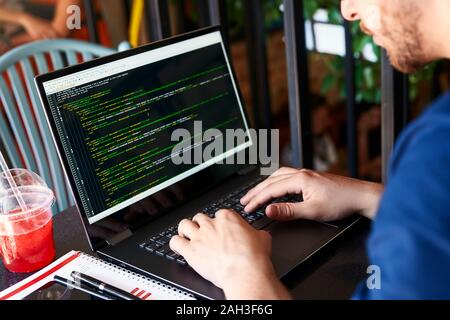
[241,167,383,221]
[169,210,291,299]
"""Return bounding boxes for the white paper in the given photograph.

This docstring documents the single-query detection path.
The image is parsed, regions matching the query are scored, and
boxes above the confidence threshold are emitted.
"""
[0,251,195,300]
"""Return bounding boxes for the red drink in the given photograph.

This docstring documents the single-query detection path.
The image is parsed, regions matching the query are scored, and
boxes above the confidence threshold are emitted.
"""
[0,209,55,273]
[0,183,56,273]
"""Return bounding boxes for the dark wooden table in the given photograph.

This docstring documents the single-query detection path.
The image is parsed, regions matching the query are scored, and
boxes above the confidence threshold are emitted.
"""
[0,207,370,299]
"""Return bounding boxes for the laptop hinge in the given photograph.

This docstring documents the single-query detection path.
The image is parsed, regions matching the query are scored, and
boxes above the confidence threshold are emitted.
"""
[106,229,133,246]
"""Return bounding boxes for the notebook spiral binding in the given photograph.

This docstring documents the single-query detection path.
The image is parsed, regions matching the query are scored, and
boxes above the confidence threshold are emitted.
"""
[79,252,195,299]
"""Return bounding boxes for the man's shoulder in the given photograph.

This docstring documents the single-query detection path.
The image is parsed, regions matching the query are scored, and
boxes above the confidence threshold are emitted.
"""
[416,91,450,123]
[391,91,450,168]
[362,93,450,300]
[387,91,450,214]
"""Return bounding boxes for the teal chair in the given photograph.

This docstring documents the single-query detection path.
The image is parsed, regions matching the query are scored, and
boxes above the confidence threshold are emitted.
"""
[0,40,127,214]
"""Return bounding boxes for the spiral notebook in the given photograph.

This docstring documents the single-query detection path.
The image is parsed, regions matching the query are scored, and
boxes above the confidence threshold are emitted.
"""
[0,251,195,300]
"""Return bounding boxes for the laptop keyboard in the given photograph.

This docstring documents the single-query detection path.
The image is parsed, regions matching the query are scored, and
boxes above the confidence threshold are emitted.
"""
[138,178,302,266]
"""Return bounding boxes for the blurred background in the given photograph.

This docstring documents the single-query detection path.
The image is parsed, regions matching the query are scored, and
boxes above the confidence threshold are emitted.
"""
[2,0,450,188]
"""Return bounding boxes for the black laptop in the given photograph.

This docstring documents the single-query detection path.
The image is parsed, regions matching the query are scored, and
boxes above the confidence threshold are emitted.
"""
[35,26,358,300]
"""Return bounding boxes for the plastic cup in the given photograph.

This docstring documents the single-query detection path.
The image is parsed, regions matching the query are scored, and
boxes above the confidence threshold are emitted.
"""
[0,169,56,273]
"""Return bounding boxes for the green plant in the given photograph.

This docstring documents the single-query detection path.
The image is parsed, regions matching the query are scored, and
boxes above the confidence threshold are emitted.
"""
[306,0,435,104]
[225,0,284,37]
[234,0,435,104]
[183,0,435,105]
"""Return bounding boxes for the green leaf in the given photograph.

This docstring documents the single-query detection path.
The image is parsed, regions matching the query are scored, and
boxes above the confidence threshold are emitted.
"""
[328,9,343,24]
[321,74,336,94]
[339,83,346,99]
[355,92,364,103]
[354,35,372,54]
[363,66,374,88]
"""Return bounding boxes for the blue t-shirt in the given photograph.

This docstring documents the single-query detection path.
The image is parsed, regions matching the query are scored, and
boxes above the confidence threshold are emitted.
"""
[353,91,450,299]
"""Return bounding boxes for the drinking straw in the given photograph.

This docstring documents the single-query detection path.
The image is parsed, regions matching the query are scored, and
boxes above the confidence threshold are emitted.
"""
[0,151,27,212]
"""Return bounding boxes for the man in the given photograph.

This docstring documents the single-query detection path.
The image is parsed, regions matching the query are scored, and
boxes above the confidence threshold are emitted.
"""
[170,0,450,299]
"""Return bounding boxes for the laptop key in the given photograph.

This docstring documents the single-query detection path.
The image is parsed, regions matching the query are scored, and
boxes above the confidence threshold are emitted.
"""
[139,241,149,248]
[245,216,255,224]
[144,247,155,254]
[155,238,168,246]
[247,213,261,221]
[221,200,233,207]
[237,207,248,215]
[165,251,180,261]
[165,232,175,239]
[139,178,280,262]
[145,242,161,253]
[176,256,187,265]
[155,244,170,256]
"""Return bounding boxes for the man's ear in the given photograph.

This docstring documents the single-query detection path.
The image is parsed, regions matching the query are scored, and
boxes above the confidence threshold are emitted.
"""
[364,4,382,32]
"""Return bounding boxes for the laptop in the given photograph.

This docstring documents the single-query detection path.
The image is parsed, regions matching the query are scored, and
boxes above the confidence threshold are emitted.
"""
[35,26,359,300]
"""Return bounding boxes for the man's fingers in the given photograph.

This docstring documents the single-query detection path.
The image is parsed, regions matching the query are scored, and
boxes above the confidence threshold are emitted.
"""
[178,219,199,240]
[241,168,300,205]
[241,169,294,204]
[271,167,299,177]
[192,213,211,226]
[241,174,291,205]
[169,235,191,256]
[244,176,302,212]
[215,209,241,221]
[241,174,287,204]
[266,202,319,221]
[266,203,298,221]
[263,167,298,179]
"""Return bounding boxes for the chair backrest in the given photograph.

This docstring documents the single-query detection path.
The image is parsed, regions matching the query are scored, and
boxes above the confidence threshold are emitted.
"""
[0,40,116,214]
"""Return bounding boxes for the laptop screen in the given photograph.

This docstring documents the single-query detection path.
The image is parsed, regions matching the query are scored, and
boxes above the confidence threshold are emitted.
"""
[40,30,252,228]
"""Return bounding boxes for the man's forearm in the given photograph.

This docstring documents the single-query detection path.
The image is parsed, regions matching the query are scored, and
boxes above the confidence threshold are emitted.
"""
[224,276,291,300]
[222,259,291,300]
[357,180,384,220]
[324,173,384,221]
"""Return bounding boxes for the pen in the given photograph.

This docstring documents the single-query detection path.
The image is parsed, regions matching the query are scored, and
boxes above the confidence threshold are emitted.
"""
[53,275,114,300]
[70,271,139,300]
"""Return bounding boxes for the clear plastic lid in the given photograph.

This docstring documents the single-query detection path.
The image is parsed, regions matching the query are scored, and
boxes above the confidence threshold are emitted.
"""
[0,168,47,190]
[0,169,54,221]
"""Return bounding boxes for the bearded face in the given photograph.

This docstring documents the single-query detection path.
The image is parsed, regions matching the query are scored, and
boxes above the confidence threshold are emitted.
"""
[377,1,431,73]
[345,0,434,74]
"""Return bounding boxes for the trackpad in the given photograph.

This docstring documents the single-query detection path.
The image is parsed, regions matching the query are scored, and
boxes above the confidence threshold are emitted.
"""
[267,220,340,277]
